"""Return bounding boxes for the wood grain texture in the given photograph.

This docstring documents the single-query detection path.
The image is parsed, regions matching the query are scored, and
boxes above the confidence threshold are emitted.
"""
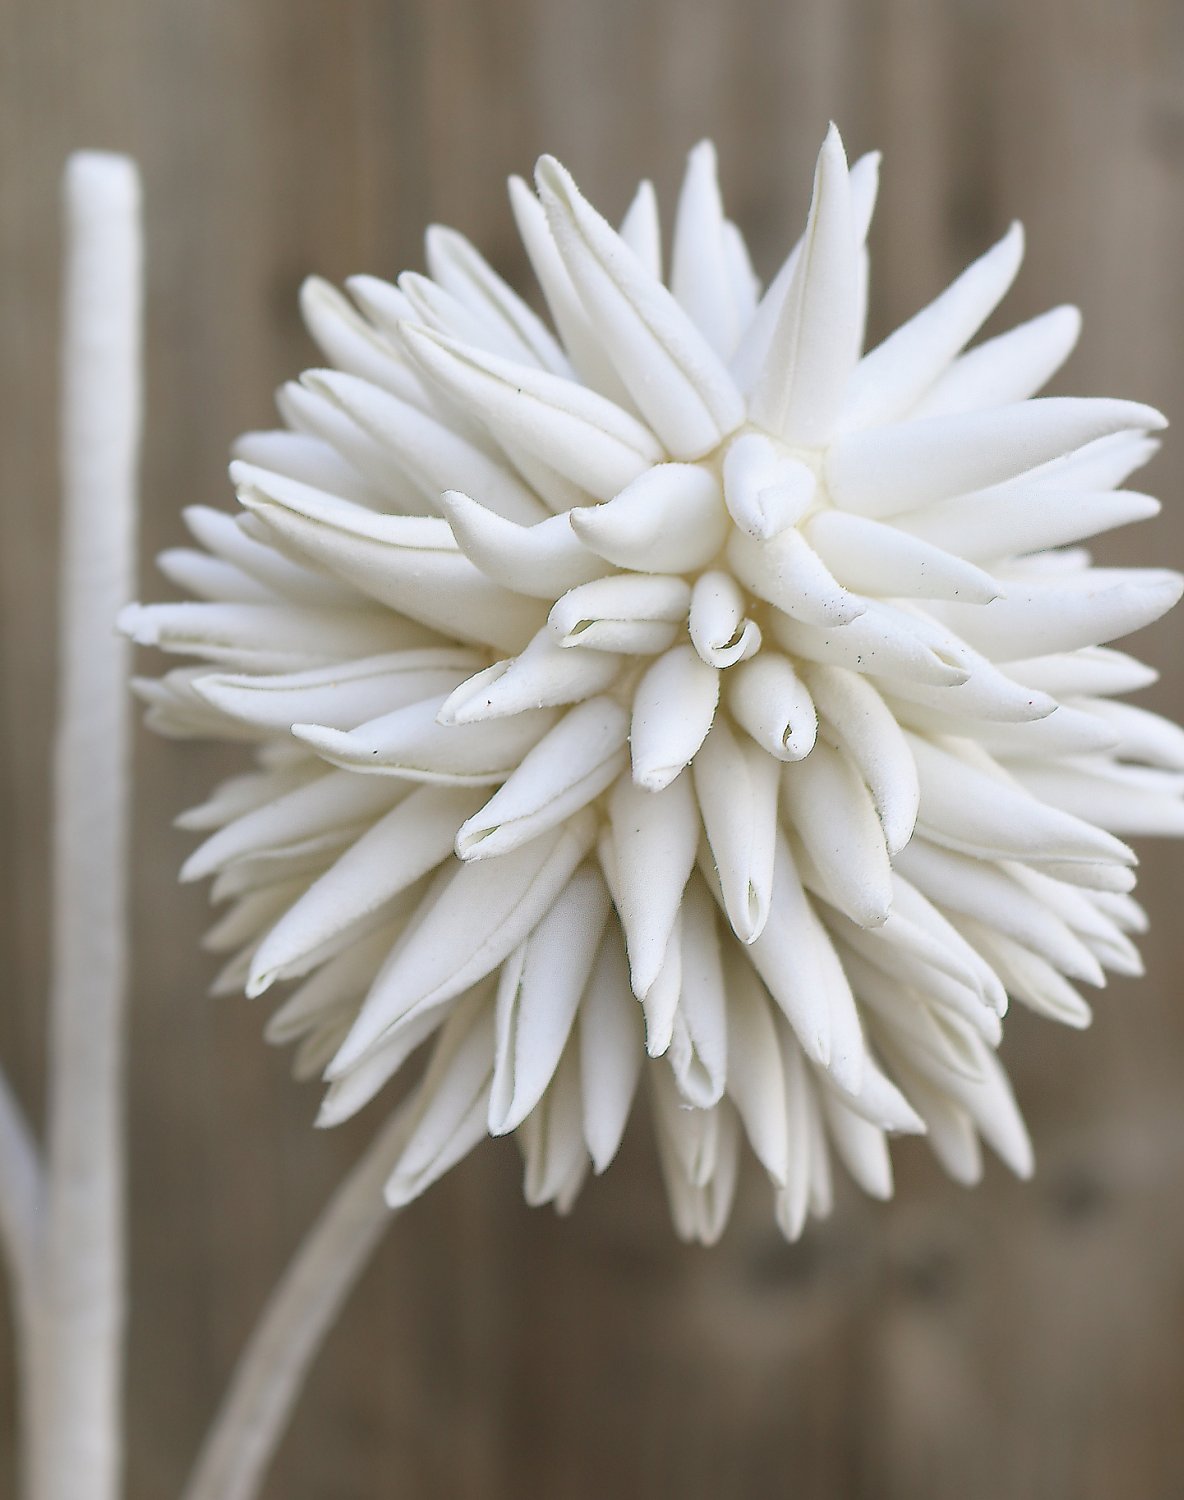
[3,1,1184,1495]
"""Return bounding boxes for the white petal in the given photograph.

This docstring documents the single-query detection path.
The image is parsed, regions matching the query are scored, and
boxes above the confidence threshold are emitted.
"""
[800,664,918,855]
[193,649,482,735]
[908,305,1081,420]
[721,433,816,540]
[300,368,545,523]
[1009,758,1184,837]
[932,569,1183,662]
[455,697,628,860]
[508,175,638,410]
[400,322,663,502]
[688,570,762,668]
[518,1043,590,1212]
[819,1090,893,1199]
[839,223,1024,431]
[233,428,390,510]
[898,487,1160,565]
[769,601,971,688]
[670,140,746,359]
[182,504,354,606]
[630,645,719,791]
[247,785,483,995]
[607,771,699,997]
[157,547,275,604]
[119,598,415,672]
[489,862,611,1133]
[549,573,690,654]
[181,768,402,882]
[578,931,643,1172]
[618,178,661,279]
[727,527,864,627]
[668,877,728,1108]
[439,489,610,598]
[569,463,728,573]
[724,956,789,1183]
[781,740,894,928]
[1005,647,1157,699]
[725,651,818,762]
[908,735,1135,867]
[693,716,779,942]
[299,275,434,405]
[294,694,558,783]
[421,224,573,374]
[330,812,597,1074]
[825,398,1167,519]
[230,462,546,652]
[384,994,496,1207]
[805,510,1001,604]
[437,628,623,725]
[536,155,746,459]
[750,123,861,446]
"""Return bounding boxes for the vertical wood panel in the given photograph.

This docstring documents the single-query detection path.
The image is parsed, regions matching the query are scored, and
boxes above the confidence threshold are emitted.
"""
[2,1,1184,1495]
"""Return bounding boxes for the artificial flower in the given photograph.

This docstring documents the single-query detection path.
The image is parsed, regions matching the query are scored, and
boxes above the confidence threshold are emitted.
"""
[124,124,1183,1242]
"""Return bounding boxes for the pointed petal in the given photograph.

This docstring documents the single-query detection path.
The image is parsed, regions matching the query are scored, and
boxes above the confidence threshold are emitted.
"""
[840,223,1025,430]
[455,697,628,860]
[688,570,762,668]
[750,124,861,445]
[489,862,611,1133]
[909,305,1082,420]
[607,772,699,997]
[437,628,623,724]
[727,527,865,627]
[330,813,597,1074]
[630,645,720,790]
[693,716,779,942]
[825,397,1167,518]
[439,489,610,598]
[400,322,663,502]
[569,463,728,573]
[536,155,745,458]
[805,510,1001,604]
[725,650,818,762]
[578,931,644,1172]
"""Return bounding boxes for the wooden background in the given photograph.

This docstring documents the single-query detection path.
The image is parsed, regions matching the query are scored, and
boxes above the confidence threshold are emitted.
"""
[3,0,1184,1495]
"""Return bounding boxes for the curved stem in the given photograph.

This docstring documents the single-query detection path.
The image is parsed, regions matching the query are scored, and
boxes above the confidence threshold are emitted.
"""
[181,1109,409,1500]
[31,152,141,1500]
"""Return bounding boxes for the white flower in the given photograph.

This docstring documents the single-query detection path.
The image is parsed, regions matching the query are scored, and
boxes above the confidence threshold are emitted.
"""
[124,124,1183,1244]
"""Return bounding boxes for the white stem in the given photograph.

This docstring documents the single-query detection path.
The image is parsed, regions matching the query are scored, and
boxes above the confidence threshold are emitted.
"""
[181,1110,408,1500]
[31,152,142,1500]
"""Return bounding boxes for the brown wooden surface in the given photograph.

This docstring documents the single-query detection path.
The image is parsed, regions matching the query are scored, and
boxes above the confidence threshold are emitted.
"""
[3,1,1184,1495]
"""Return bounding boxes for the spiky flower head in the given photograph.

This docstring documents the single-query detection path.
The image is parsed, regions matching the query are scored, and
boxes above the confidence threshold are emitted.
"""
[124,124,1183,1243]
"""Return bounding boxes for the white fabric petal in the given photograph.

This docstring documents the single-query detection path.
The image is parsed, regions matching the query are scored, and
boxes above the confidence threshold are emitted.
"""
[577,931,643,1172]
[805,510,1001,604]
[668,877,728,1108]
[725,652,818,763]
[908,305,1081,420]
[721,432,816,541]
[489,862,611,1134]
[400,323,663,503]
[548,573,690,654]
[455,697,628,860]
[839,223,1024,431]
[801,664,919,855]
[670,141,747,359]
[536,155,746,459]
[300,368,545,523]
[750,123,860,446]
[437,628,623,725]
[897,486,1158,565]
[439,489,610,598]
[569,463,728,574]
[247,785,484,995]
[329,812,597,1075]
[727,527,864,627]
[294,694,558,783]
[724,956,790,1184]
[606,771,699,997]
[629,645,719,790]
[688,570,762,668]
[781,740,893,928]
[618,178,661,278]
[825,397,1166,518]
[693,716,779,943]
[230,462,547,652]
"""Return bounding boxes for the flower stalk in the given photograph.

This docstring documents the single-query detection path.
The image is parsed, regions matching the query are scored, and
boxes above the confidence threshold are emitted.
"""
[29,151,142,1500]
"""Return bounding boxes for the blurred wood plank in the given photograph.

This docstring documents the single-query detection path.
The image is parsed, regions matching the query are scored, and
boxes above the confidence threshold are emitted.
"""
[2,1,1184,1495]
